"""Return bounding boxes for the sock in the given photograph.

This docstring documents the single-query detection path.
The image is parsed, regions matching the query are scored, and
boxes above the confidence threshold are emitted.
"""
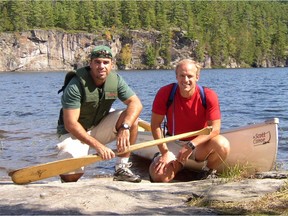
[115,157,129,170]
[202,160,211,172]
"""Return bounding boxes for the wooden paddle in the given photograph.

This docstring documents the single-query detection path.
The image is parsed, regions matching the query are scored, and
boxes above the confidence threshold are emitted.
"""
[138,119,152,131]
[9,127,212,184]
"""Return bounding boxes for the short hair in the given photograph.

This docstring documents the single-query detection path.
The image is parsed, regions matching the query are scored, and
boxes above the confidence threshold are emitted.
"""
[175,59,202,76]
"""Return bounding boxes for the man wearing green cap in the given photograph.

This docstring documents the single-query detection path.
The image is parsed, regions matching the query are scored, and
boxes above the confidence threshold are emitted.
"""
[56,45,143,183]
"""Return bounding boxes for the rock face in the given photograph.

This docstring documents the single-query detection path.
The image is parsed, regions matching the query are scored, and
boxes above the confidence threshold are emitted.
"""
[0,30,101,72]
[0,29,207,72]
[2,29,286,72]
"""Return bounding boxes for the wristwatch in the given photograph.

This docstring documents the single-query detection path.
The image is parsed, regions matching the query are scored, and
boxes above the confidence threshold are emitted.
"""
[120,123,131,130]
[186,141,196,150]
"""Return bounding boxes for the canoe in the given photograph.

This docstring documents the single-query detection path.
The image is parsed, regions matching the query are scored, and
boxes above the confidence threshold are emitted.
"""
[136,118,279,174]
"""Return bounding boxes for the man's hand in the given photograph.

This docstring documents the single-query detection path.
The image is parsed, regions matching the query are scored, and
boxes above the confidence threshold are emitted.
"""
[116,129,130,153]
[177,145,193,165]
[155,151,176,175]
[95,144,115,160]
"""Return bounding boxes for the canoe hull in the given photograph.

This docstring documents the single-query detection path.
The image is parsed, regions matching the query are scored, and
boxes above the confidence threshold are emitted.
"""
[136,118,279,173]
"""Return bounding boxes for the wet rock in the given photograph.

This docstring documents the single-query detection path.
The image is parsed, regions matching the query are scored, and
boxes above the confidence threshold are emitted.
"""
[255,171,288,179]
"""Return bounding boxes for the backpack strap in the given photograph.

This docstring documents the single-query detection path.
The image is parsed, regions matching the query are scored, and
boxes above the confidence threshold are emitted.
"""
[166,83,178,109]
[58,71,76,94]
[165,83,178,136]
[198,85,207,109]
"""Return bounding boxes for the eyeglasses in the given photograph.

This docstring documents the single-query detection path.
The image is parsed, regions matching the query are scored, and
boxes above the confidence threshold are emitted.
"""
[91,50,112,59]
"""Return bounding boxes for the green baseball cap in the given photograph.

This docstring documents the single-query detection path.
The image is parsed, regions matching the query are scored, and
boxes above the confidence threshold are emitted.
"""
[91,45,113,59]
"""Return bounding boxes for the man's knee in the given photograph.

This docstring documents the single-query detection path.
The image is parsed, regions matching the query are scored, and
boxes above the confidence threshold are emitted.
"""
[149,160,174,183]
[149,166,169,183]
[218,135,230,157]
[149,160,164,182]
[60,173,84,183]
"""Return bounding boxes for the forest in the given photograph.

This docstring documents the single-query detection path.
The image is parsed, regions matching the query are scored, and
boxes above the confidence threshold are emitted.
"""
[0,0,287,68]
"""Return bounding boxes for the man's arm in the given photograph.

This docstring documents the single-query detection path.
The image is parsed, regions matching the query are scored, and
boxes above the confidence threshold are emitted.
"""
[119,95,143,128]
[189,119,221,146]
[63,108,115,160]
[151,112,169,154]
[116,95,142,153]
[176,119,221,162]
[151,112,177,174]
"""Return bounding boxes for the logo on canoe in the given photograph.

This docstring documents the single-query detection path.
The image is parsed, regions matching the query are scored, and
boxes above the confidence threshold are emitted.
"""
[253,131,271,145]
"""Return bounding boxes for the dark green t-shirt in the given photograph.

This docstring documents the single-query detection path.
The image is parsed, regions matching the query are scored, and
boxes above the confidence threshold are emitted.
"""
[61,73,135,109]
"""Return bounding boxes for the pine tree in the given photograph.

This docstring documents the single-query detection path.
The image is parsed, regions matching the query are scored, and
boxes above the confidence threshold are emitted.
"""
[0,3,13,31]
[121,0,140,29]
[9,1,29,31]
[145,44,156,67]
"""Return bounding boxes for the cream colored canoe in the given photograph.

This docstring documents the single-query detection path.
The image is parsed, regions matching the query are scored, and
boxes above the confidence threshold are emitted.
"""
[136,118,279,173]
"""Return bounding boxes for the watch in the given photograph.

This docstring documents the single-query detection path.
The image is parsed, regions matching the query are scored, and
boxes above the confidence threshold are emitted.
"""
[187,141,196,150]
[120,123,130,130]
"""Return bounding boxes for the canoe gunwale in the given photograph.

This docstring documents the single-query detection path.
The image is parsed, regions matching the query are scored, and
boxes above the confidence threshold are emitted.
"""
[221,118,279,134]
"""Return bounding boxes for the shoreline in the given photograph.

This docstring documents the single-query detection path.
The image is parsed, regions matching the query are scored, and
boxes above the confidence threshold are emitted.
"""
[1,171,287,215]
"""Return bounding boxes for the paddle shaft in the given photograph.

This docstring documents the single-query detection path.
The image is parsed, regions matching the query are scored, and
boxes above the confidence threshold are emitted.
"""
[10,127,211,184]
[138,120,151,131]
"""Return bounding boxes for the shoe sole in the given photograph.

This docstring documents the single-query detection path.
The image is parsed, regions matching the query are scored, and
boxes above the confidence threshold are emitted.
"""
[113,177,141,183]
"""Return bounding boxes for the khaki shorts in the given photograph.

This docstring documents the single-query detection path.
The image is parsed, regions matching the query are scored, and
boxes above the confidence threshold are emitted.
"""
[152,140,197,166]
[166,140,197,160]
[56,109,123,174]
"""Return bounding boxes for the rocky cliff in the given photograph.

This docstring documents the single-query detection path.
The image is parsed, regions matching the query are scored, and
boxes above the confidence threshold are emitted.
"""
[0,29,214,72]
[0,30,99,72]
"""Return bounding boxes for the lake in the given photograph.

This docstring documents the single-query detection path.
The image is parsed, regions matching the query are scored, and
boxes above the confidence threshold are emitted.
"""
[0,67,287,182]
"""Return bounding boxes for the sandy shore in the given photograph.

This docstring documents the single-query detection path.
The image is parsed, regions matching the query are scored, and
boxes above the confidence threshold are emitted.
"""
[1,171,287,215]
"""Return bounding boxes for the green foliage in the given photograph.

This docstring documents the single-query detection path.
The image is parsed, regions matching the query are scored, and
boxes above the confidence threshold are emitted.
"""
[118,44,132,68]
[121,0,140,29]
[145,44,156,67]
[0,0,287,67]
[159,28,172,66]
[0,4,13,31]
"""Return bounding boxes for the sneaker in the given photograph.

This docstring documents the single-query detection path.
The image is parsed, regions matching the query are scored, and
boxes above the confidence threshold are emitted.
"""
[195,169,217,180]
[113,162,141,183]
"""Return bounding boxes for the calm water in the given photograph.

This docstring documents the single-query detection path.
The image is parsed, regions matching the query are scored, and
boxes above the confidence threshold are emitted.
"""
[0,68,287,181]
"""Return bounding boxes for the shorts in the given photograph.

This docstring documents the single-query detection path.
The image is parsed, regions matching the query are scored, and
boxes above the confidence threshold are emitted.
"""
[56,109,123,174]
[166,140,197,160]
[151,140,197,167]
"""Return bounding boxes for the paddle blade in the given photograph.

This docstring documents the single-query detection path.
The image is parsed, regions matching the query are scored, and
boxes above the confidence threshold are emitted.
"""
[10,155,103,184]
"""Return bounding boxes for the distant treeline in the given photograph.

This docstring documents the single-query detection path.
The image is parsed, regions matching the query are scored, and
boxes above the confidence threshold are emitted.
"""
[0,0,287,67]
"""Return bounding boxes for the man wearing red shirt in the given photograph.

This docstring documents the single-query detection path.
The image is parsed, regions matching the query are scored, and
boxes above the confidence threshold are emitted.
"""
[149,59,230,182]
